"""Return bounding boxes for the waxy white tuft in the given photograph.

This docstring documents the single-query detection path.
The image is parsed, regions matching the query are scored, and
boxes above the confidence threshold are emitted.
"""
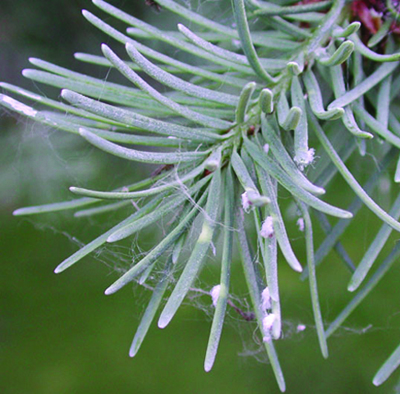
[210,284,221,307]
[261,287,271,311]
[295,148,315,169]
[306,148,315,164]
[241,191,251,212]
[297,324,306,332]
[260,216,274,238]
[297,217,305,232]
[262,313,276,342]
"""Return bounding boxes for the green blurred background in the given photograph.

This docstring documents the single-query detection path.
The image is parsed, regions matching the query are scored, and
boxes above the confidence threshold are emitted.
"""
[1,1,400,393]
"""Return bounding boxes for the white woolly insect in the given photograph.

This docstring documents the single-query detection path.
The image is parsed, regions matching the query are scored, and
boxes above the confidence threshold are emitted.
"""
[263,143,270,154]
[297,324,306,332]
[241,191,251,212]
[210,284,221,307]
[295,148,315,169]
[262,313,276,342]
[260,216,274,238]
[297,217,305,232]
[306,148,315,163]
[261,287,271,311]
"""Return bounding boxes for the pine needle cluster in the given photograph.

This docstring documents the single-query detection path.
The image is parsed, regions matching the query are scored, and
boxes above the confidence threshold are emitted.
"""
[2,0,400,390]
